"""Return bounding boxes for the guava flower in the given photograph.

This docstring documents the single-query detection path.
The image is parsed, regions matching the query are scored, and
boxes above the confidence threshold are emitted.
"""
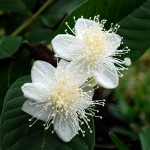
[52,16,131,89]
[21,60,105,142]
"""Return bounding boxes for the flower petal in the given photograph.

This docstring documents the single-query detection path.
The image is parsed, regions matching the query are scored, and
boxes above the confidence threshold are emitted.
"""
[82,86,94,98]
[77,86,94,110]
[75,18,101,38]
[31,60,56,87]
[52,34,83,61]
[57,59,69,71]
[66,58,90,86]
[93,62,119,89]
[22,99,52,122]
[106,32,122,54]
[54,114,79,142]
[22,83,49,102]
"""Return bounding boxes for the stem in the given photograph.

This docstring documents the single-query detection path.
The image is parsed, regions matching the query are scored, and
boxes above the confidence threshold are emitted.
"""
[11,0,53,36]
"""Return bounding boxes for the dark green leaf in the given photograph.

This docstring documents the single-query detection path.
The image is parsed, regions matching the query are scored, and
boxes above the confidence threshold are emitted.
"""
[0,13,27,35]
[118,0,150,61]
[25,28,53,44]
[0,49,31,115]
[54,0,146,35]
[109,132,129,150]
[53,0,149,62]
[0,76,94,150]
[0,0,31,15]
[0,36,22,59]
[40,0,86,28]
[139,127,150,150]
[22,0,37,12]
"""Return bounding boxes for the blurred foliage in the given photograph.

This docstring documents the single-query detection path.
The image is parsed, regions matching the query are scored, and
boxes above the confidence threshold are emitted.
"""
[140,127,150,150]
[109,132,129,150]
[109,49,150,149]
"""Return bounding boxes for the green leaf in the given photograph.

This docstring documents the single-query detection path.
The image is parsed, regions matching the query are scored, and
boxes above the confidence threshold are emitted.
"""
[0,36,22,59]
[53,0,149,62]
[109,132,129,150]
[0,0,30,15]
[40,0,86,28]
[25,28,53,44]
[118,0,150,61]
[0,76,94,150]
[22,0,37,12]
[54,0,146,34]
[0,49,31,115]
[139,127,150,150]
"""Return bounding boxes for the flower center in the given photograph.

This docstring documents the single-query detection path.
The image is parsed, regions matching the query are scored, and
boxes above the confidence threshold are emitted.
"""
[82,29,108,63]
[50,73,80,114]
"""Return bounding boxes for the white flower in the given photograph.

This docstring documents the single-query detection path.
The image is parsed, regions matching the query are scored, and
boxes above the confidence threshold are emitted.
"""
[52,16,131,89]
[21,59,105,142]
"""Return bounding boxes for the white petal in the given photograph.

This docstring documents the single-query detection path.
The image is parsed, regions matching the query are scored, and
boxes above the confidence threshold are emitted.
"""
[54,114,79,142]
[22,100,52,122]
[31,60,56,87]
[93,62,119,89]
[57,59,69,71]
[51,34,83,61]
[22,83,49,102]
[77,86,94,110]
[66,58,90,86]
[75,18,101,38]
[106,32,122,54]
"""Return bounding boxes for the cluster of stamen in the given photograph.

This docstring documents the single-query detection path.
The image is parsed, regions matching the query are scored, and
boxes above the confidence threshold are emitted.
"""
[50,74,79,114]
[83,29,109,63]
[28,68,105,137]
[26,15,132,139]
[64,15,131,77]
